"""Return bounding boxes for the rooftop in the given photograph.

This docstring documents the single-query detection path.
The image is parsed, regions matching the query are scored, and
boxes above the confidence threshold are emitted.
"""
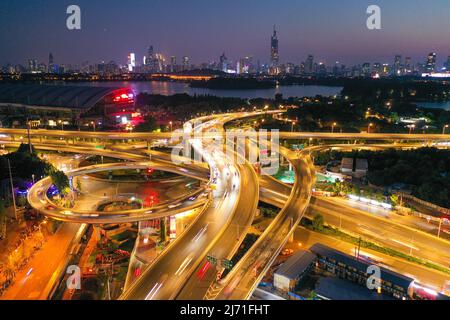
[310,243,414,289]
[274,249,316,280]
[0,84,128,109]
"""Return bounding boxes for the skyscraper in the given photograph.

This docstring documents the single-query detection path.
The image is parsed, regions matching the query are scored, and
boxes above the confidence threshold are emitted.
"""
[394,55,402,75]
[128,53,136,72]
[170,56,177,73]
[48,53,54,73]
[182,56,190,71]
[426,52,436,73]
[270,25,279,67]
[444,56,450,71]
[305,55,314,74]
[404,57,412,74]
[28,59,37,72]
[219,53,228,72]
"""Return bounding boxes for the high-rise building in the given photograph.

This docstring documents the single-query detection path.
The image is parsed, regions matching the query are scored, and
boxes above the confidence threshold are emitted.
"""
[170,56,177,73]
[270,25,279,67]
[444,56,450,71]
[404,57,412,74]
[147,46,154,62]
[48,53,54,73]
[28,59,37,72]
[426,52,436,73]
[305,55,314,74]
[128,53,136,72]
[394,55,402,75]
[182,56,190,71]
[219,53,228,72]
[362,63,371,77]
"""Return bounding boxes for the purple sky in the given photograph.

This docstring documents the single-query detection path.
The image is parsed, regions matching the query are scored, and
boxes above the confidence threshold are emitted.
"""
[1,0,450,66]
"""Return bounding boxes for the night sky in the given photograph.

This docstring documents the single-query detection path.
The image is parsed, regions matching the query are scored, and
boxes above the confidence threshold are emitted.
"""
[1,0,450,66]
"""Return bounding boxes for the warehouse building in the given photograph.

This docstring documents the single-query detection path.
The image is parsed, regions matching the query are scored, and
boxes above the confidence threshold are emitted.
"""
[273,250,317,292]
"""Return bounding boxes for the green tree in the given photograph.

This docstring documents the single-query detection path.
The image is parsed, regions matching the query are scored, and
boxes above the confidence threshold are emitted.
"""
[312,214,324,231]
[46,168,70,195]
[390,194,400,206]
[2,263,15,281]
[159,218,167,243]
[134,115,158,132]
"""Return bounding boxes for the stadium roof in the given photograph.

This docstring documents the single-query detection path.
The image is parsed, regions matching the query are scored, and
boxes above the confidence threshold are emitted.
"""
[0,84,126,109]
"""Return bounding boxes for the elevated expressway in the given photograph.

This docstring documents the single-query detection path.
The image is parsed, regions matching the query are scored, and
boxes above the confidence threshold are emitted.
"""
[120,116,259,299]
[3,113,450,300]
[27,161,210,224]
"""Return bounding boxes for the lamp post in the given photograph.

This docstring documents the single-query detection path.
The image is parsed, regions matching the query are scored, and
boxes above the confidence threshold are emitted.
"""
[423,125,429,134]
[331,122,337,133]
[443,124,449,135]
[90,121,96,132]
[409,124,415,134]
[367,123,373,134]
[291,121,296,132]
[169,121,173,132]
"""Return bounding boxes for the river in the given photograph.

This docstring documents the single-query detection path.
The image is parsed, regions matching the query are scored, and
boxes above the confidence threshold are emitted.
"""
[65,81,342,99]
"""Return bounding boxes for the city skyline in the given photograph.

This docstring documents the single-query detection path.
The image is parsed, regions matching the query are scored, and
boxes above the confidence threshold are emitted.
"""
[1,0,450,67]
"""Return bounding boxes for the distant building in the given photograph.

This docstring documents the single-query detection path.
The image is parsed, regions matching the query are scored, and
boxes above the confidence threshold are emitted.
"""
[182,56,190,71]
[340,158,354,174]
[270,25,279,68]
[128,53,136,72]
[48,53,54,73]
[305,55,314,74]
[219,53,227,72]
[273,250,316,292]
[354,158,368,178]
[425,52,436,73]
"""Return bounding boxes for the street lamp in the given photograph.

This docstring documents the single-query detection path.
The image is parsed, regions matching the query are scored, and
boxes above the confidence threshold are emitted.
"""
[443,124,449,134]
[409,124,415,134]
[423,125,429,134]
[291,121,296,132]
[169,121,173,132]
[367,123,373,134]
[58,120,64,131]
[331,122,337,133]
[90,121,96,132]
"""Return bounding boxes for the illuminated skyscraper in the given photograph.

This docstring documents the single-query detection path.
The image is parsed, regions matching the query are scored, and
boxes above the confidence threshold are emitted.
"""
[28,59,37,72]
[182,56,189,71]
[404,57,412,74]
[270,25,279,67]
[48,53,54,73]
[426,52,436,73]
[394,55,402,75]
[128,53,136,72]
[219,53,228,72]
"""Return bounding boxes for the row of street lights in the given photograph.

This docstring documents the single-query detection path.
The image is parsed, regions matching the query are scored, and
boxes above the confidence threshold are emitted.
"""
[330,122,449,134]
